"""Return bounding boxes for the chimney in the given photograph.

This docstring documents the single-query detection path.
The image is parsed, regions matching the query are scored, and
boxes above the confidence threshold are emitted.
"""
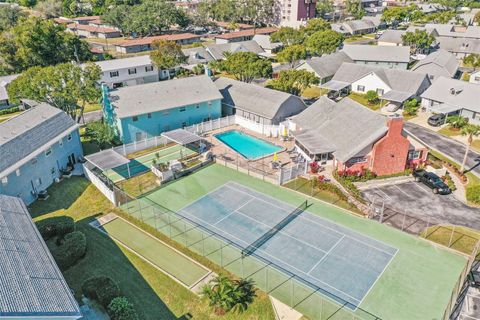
[386,115,404,137]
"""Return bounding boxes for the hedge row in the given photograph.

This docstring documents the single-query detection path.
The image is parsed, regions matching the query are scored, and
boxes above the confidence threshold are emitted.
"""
[0,106,20,115]
[51,231,87,270]
[332,171,365,204]
[36,216,75,240]
[82,277,139,320]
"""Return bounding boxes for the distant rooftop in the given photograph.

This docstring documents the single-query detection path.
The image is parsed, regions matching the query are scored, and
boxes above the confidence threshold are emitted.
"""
[116,33,202,47]
[94,55,153,72]
[214,27,278,40]
[109,75,223,118]
[342,44,411,63]
[0,194,81,319]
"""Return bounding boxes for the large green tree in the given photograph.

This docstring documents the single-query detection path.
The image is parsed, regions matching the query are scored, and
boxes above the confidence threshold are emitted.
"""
[345,0,364,19]
[216,52,272,83]
[0,5,25,32]
[463,53,480,70]
[316,0,333,18]
[268,69,319,96]
[198,0,275,25]
[306,29,343,56]
[401,30,435,53]
[7,62,101,122]
[301,18,331,37]
[149,39,187,70]
[0,17,92,74]
[381,5,419,24]
[460,124,480,172]
[276,45,307,68]
[202,275,256,314]
[35,0,63,18]
[270,27,304,46]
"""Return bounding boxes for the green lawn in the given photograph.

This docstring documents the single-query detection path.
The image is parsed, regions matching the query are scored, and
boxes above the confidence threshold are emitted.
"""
[348,93,387,111]
[438,126,462,137]
[126,164,467,320]
[28,177,275,320]
[301,86,328,99]
[421,225,480,258]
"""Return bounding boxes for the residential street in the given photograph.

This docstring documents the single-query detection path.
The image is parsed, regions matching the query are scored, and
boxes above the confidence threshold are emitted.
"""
[404,122,480,178]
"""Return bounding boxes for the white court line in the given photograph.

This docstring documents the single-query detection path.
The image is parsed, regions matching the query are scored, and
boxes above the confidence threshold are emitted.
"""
[356,247,399,308]
[178,205,362,304]
[225,181,397,257]
[307,235,346,275]
[214,198,254,226]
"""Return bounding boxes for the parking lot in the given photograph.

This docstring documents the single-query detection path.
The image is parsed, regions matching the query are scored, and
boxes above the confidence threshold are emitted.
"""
[361,181,480,233]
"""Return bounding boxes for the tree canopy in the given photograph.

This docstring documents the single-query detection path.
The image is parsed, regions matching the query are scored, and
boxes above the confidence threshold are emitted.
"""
[215,52,272,83]
[345,0,364,19]
[0,17,92,74]
[463,54,480,70]
[267,69,319,96]
[306,29,343,56]
[7,62,101,122]
[401,30,435,53]
[276,45,307,68]
[301,18,331,36]
[103,0,189,36]
[198,0,275,26]
[149,39,187,70]
[270,27,304,46]
[0,5,25,33]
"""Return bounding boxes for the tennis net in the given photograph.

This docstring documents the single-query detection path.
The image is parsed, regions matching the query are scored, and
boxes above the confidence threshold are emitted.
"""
[242,200,309,257]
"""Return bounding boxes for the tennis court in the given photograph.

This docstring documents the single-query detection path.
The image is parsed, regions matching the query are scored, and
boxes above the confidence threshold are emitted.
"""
[105,145,195,183]
[176,181,398,309]
[98,216,210,288]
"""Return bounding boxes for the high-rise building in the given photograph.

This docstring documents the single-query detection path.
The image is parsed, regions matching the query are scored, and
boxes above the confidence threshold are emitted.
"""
[276,0,317,28]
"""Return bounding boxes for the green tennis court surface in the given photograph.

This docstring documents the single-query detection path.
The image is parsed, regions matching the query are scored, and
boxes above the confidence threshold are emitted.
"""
[122,164,468,320]
[100,216,210,288]
[105,145,195,183]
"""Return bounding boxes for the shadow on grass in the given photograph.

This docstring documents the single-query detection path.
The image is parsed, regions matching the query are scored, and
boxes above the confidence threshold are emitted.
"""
[61,214,190,320]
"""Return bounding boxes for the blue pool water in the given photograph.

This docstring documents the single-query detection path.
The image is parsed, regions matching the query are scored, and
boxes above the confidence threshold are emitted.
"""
[215,130,282,159]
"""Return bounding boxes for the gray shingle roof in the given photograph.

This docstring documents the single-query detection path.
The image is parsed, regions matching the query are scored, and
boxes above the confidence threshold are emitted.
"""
[377,30,406,45]
[293,96,388,162]
[424,24,480,39]
[331,63,429,97]
[94,55,153,72]
[421,76,480,113]
[436,37,480,55]
[252,34,282,50]
[182,47,214,65]
[110,75,223,118]
[213,77,306,120]
[342,44,411,63]
[299,52,353,79]
[0,195,81,318]
[331,19,376,34]
[205,40,264,60]
[0,74,20,101]
[411,49,459,78]
[0,103,78,177]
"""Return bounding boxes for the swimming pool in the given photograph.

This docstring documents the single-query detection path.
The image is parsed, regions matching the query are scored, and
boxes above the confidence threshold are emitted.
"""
[214,130,282,160]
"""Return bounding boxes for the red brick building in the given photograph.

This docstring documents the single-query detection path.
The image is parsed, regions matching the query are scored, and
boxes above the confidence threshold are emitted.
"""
[291,97,428,176]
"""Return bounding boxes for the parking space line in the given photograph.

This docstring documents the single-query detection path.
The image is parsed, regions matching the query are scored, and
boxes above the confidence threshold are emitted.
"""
[394,185,412,198]
[374,187,391,200]
[412,182,432,194]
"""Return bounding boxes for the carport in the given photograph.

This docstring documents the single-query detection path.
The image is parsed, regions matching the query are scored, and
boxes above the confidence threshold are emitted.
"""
[320,80,350,100]
[85,149,131,176]
[161,128,206,154]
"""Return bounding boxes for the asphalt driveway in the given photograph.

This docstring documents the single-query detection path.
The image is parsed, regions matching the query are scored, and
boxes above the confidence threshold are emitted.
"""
[404,122,480,178]
[361,181,480,233]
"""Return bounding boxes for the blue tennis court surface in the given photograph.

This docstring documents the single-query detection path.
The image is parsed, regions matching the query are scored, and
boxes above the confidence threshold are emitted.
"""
[177,181,398,309]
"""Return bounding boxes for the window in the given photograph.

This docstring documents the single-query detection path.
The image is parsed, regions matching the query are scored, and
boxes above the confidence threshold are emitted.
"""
[15,169,20,176]
[45,148,52,157]
[1,176,7,185]
[348,156,366,165]
[376,89,384,95]
[128,68,137,75]
[145,66,154,72]
[110,71,119,77]
[408,150,421,160]
[132,116,138,122]
[51,167,56,174]
[147,113,152,119]
[179,107,186,112]
[67,134,72,141]
[163,110,170,116]
[357,85,365,92]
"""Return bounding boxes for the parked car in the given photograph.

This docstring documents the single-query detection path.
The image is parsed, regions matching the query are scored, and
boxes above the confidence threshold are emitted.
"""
[427,113,446,127]
[413,169,451,194]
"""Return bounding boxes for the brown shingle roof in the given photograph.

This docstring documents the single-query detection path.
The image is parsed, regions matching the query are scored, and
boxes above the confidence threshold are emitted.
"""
[67,23,119,34]
[117,33,202,47]
[214,27,278,40]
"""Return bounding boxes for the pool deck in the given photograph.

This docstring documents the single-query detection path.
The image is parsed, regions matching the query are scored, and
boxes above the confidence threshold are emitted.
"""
[204,125,297,173]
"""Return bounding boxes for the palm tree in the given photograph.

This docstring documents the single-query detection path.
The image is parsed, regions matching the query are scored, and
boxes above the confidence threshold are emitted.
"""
[460,124,480,172]
[446,115,469,129]
[202,275,256,315]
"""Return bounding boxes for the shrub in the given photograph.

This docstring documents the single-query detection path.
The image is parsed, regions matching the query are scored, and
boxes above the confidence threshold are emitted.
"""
[403,98,419,116]
[0,106,20,115]
[82,276,121,308]
[107,297,139,320]
[466,185,480,205]
[365,90,379,104]
[51,231,87,270]
[36,216,75,240]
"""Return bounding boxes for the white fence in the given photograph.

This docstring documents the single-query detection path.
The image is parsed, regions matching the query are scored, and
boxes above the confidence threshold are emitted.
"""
[83,164,116,204]
[111,115,281,158]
